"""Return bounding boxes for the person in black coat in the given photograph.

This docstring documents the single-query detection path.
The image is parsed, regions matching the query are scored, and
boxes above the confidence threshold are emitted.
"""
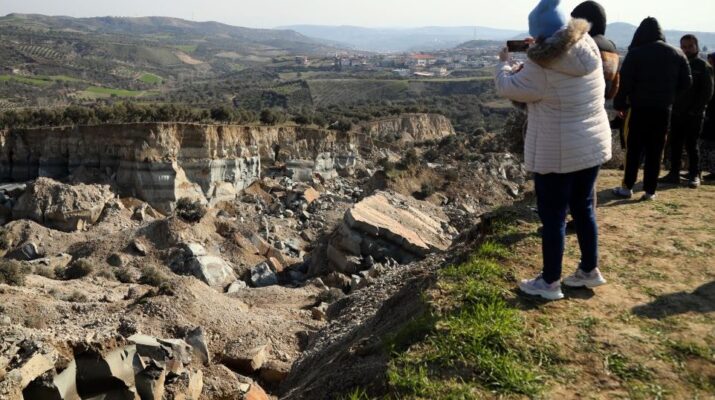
[663,35,714,187]
[701,53,715,180]
[571,1,620,99]
[613,17,692,201]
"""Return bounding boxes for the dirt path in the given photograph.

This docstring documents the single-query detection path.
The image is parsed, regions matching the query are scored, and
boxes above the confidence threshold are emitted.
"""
[508,169,715,399]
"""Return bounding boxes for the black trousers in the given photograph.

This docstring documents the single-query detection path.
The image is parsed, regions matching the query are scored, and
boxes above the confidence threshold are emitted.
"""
[669,113,704,178]
[623,107,671,195]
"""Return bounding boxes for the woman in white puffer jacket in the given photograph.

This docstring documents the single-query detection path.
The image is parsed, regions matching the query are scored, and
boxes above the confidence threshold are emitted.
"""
[494,0,612,300]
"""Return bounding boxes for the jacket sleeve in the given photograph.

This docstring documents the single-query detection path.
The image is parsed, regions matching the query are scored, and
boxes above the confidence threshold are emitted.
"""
[676,54,693,99]
[613,53,634,111]
[494,61,546,103]
[695,64,714,114]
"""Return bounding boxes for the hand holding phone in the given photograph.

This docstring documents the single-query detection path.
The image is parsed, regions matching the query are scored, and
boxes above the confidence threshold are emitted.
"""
[507,40,530,53]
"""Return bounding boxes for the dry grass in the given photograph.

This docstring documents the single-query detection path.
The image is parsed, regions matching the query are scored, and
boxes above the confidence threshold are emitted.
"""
[385,169,715,399]
[504,169,715,399]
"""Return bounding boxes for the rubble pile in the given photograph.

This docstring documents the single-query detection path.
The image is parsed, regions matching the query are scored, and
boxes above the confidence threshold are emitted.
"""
[310,191,456,292]
[1,329,272,400]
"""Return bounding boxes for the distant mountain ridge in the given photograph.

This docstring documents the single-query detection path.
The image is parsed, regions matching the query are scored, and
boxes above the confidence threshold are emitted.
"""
[604,22,715,50]
[0,13,340,53]
[281,25,523,52]
[286,23,715,52]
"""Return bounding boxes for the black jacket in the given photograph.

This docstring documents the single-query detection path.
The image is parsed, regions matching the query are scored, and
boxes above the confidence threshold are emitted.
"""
[704,83,715,140]
[672,55,714,116]
[614,18,692,111]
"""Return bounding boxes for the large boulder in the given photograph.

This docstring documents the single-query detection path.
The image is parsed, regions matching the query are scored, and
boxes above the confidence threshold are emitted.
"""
[321,191,455,274]
[171,243,237,290]
[12,178,114,232]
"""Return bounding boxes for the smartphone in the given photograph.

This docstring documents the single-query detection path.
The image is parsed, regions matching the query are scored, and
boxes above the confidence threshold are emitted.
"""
[507,40,530,53]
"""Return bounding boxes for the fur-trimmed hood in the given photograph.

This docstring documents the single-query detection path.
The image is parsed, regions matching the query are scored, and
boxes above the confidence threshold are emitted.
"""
[527,18,601,77]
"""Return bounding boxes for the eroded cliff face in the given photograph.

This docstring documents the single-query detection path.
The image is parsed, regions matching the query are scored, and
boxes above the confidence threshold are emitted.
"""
[0,114,455,212]
[358,113,455,143]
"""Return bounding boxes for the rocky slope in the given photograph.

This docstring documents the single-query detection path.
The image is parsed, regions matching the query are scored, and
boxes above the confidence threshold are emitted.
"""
[0,115,531,400]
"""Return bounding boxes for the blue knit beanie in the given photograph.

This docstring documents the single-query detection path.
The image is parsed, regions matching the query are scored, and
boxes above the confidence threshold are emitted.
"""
[529,0,568,39]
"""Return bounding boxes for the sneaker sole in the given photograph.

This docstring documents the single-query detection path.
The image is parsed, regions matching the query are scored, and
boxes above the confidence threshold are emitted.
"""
[518,284,564,300]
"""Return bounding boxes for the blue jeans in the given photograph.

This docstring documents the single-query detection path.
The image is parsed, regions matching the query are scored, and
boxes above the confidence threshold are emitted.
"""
[534,166,600,284]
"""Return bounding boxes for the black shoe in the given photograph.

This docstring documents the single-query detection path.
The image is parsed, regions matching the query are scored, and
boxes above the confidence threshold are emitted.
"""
[703,173,715,182]
[659,173,680,184]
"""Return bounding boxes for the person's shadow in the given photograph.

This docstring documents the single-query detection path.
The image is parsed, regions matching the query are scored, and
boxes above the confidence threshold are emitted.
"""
[597,187,639,207]
[632,280,715,319]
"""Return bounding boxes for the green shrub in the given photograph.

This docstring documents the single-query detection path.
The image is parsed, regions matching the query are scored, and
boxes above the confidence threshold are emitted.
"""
[64,259,94,279]
[398,148,420,170]
[0,259,27,286]
[417,182,437,200]
[175,198,207,223]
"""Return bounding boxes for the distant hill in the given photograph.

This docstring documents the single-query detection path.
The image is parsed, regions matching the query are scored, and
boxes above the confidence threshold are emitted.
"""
[0,13,340,55]
[281,25,523,52]
[454,40,506,49]
[0,13,348,109]
[605,22,715,50]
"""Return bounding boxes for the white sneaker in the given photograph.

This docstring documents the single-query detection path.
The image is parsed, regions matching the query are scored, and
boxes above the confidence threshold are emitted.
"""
[612,187,633,198]
[518,275,564,300]
[563,267,607,288]
[639,192,656,201]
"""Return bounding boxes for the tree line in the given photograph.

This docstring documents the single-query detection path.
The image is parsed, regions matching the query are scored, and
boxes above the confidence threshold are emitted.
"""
[0,102,361,132]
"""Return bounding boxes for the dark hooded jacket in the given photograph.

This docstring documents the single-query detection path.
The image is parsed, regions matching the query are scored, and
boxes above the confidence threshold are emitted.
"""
[571,1,620,99]
[672,51,714,116]
[704,54,715,140]
[614,17,692,111]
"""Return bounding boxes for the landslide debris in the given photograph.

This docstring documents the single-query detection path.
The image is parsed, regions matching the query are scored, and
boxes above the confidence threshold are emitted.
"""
[0,117,530,399]
[12,178,114,232]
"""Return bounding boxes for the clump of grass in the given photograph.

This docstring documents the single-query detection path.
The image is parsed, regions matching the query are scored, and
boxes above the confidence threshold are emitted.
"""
[387,240,544,397]
[114,268,135,283]
[34,264,56,279]
[341,388,372,400]
[63,259,94,279]
[139,265,169,287]
[605,352,653,381]
[95,268,116,281]
[666,340,713,361]
[0,259,27,286]
[66,290,88,303]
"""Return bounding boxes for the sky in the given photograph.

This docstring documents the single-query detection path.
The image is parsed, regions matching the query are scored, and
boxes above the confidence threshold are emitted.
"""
[1,0,714,32]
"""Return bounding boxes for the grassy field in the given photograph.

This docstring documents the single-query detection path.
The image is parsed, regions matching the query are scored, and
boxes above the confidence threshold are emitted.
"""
[172,44,198,53]
[381,169,715,399]
[0,74,87,87]
[138,73,163,84]
[0,75,53,87]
